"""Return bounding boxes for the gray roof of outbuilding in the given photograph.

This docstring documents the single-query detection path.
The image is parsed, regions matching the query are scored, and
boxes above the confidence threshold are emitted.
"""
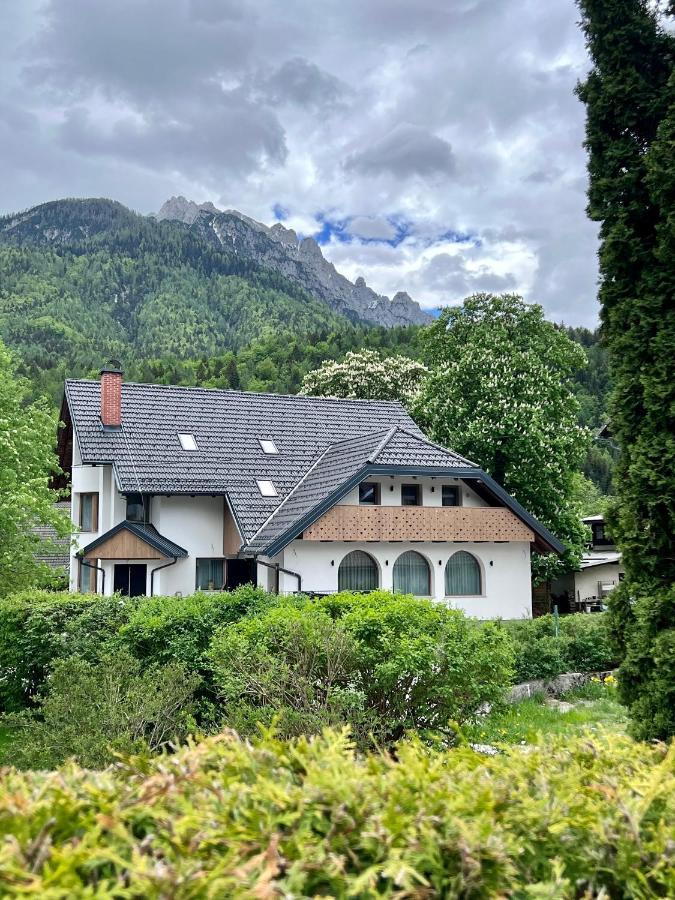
[64,380,457,540]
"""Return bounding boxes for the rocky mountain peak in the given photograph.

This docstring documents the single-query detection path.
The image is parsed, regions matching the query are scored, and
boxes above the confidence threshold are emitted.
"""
[155,197,431,328]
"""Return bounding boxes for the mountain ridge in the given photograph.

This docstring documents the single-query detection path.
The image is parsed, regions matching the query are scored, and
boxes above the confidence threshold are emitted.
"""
[156,195,430,327]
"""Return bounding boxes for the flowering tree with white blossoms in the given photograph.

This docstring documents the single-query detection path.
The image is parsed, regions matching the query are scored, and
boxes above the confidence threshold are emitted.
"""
[300,350,429,405]
[413,294,590,582]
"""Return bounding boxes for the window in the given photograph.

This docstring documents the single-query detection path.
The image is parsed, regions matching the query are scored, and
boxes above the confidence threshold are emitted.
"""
[338,550,378,592]
[257,479,278,497]
[259,439,278,454]
[442,485,460,507]
[196,558,225,591]
[79,492,98,531]
[178,433,198,451]
[393,551,430,596]
[359,482,380,505]
[401,484,421,506]
[79,559,97,592]
[445,551,481,596]
[126,493,151,523]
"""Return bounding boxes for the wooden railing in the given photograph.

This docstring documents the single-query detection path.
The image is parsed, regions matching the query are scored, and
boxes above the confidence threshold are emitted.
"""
[303,505,534,543]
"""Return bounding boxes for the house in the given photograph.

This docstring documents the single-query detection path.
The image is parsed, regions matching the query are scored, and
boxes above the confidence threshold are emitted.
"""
[551,514,624,613]
[57,365,564,619]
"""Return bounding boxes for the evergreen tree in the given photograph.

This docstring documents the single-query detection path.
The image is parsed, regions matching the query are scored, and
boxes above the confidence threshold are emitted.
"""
[576,0,675,738]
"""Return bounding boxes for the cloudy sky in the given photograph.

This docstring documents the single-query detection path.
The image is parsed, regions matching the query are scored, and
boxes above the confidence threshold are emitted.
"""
[2,0,600,325]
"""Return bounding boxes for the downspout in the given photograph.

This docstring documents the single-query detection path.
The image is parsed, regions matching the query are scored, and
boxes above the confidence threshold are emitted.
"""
[150,557,178,596]
[79,556,105,594]
[256,558,302,593]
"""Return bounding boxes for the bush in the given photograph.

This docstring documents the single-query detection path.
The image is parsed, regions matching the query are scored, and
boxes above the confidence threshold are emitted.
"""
[505,612,619,682]
[6,650,200,769]
[0,729,672,896]
[0,591,140,712]
[209,592,514,746]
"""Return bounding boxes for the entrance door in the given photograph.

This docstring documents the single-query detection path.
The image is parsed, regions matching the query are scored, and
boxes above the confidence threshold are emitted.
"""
[113,563,147,597]
[227,558,257,590]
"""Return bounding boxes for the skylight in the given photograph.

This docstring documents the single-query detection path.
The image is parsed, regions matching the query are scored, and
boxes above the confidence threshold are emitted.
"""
[178,433,198,451]
[257,479,278,497]
[259,439,279,455]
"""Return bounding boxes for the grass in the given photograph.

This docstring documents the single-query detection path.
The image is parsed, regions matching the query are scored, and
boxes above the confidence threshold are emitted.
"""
[464,685,629,746]
[0,727,17,765]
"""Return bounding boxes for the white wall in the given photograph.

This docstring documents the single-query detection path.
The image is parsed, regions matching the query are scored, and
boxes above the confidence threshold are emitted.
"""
[338,476,487,508]
[574,562,624,602]
[277,539,532,619]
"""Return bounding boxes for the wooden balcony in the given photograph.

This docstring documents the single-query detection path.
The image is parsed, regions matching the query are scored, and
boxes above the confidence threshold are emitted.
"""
[303,505,534,543]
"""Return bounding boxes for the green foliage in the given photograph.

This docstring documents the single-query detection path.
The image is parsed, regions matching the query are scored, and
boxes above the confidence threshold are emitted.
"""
[0,343,70,595]
[0,729,672,896]
[414,294,591,581]
[611,583,675,741]
[7,651,199,769]
[210,592,515,747]
[0,591,138,712]
[300,348,429,403]
[504,613,618,682]
[577,0,675,739]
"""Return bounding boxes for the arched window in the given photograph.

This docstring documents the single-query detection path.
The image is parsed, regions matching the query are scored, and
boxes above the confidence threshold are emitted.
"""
[445,551,482,596]
[338,550,379,592]
[393,551,431,596]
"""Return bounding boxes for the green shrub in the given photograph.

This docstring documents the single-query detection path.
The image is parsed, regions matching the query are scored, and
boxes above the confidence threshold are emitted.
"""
[506,612,619,682]
[5,650,199,769]
[209,592,514,746]
[208,602,369,740]
[0,729,672,896]
[0,591,140,712]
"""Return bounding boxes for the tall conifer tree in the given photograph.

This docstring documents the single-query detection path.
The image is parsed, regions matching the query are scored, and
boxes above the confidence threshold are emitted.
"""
[576,0,675,738]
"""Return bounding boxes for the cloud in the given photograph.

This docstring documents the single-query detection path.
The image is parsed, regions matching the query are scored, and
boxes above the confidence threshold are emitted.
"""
[345,123,455,178]
[0,0,601,325]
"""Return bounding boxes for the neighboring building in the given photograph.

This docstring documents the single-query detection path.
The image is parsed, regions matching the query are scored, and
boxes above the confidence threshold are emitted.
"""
[551,514,624,613]
[33,500,71,575]
[57,366,564,619]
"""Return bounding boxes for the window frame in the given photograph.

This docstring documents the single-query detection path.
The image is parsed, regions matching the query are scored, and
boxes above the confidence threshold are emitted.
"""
[195,557,226,591]
[401,483,422,506]
[358,481,381,505]
[79,492,99,532]
[126,493,151,523]
[256,479,278,497]
[392,550,431,596]
[78,558,97,593]
[259,438,279,455]
[441,485,461,507]
[338,550,379,592]
[178,432,198,451]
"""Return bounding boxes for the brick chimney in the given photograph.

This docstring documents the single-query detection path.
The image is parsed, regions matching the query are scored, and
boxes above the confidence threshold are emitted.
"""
[100,360,123,429]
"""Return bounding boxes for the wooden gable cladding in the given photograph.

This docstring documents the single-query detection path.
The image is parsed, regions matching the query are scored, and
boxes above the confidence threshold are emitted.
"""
[84,530,162,560]
[303,505,535,543]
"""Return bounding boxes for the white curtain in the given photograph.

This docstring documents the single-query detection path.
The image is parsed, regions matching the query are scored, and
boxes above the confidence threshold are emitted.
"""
[338,551,378,591]
[393,551,430,596]
[445,551,481,595]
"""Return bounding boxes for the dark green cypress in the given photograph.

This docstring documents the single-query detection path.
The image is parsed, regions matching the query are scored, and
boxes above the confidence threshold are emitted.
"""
[576,0,675,738]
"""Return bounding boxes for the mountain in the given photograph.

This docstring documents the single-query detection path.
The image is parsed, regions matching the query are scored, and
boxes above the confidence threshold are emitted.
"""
[0,198,425,402]
[156,196,430,327]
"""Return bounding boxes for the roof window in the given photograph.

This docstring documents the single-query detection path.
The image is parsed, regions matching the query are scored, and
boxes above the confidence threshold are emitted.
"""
[178,433,198,451]
[257,479,278,497]
[259,439,279,455]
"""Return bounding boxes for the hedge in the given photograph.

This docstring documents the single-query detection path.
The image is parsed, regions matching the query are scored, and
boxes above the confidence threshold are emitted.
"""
[0,729,672,897]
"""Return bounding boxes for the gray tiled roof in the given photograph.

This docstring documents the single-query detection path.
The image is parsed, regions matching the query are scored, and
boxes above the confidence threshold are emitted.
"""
[33,501,71,569]
[246,426,474,553]
[65,381,428,540]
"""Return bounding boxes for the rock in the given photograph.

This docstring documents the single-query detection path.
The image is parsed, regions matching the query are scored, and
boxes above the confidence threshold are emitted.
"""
[544,698,575,713]
[156,198,431,328]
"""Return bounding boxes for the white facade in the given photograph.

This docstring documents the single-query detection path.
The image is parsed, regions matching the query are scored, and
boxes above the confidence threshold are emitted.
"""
[70,461,534,619]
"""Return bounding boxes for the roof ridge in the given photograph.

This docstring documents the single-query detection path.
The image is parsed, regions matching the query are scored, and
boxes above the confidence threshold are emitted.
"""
[64,379,409,407]
[368,426,399,463]
[245,443,333,546]
[393,426,478,467]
